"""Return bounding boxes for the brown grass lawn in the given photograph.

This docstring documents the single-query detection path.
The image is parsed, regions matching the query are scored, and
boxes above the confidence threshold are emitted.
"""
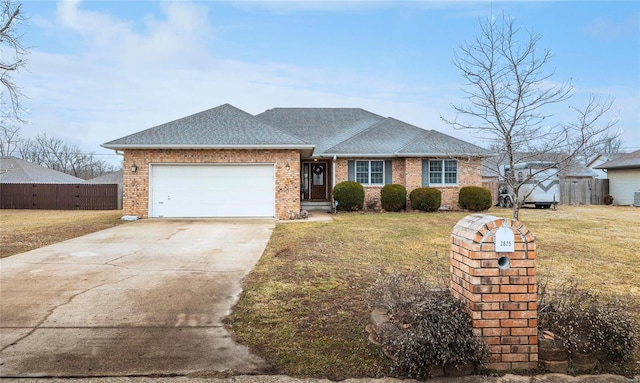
[0,209,125,258]
[225,205,640,379]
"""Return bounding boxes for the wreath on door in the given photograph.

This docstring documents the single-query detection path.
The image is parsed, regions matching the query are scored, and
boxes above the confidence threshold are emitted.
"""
[312,165,324,175]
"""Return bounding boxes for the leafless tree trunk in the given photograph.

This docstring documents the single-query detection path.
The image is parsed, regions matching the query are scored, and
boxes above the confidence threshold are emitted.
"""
[1,0,27,121]
[443,14,618,220]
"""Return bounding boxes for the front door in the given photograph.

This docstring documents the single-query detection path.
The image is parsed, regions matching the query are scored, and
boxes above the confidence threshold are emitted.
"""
[302,162,328,200]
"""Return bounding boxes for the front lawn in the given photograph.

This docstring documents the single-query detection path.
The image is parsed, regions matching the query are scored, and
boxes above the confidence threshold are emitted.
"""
[224,205,640,379]
[0,209,124,258]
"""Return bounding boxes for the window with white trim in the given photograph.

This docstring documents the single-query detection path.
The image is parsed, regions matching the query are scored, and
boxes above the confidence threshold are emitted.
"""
[356,160,385,185]
[427,159,458,185]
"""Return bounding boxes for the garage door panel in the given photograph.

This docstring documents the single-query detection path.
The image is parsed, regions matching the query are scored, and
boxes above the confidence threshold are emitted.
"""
[151,164,275,218]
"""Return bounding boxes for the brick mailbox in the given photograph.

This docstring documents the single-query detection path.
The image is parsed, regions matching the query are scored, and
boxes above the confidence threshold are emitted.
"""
[450,214,538,370]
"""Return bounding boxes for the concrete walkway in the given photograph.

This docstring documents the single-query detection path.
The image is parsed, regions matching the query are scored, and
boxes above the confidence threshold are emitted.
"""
[277,211,333,223]
[0,219,275,377]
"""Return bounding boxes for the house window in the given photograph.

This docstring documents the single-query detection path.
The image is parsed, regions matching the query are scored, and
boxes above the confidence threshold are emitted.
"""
[424,159,458,186]
[356,160,385,185]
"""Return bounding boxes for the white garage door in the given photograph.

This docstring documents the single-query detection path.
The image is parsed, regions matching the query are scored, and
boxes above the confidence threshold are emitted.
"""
[150,164,275,218]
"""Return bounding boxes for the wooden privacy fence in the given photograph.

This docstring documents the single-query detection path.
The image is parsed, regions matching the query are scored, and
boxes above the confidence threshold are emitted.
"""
[559,178,609,205]
[482,179,501,206]
[483,178,609,206]
[1,184,119,210]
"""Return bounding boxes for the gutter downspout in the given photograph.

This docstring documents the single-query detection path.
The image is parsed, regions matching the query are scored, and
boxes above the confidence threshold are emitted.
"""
[332,156,337,209]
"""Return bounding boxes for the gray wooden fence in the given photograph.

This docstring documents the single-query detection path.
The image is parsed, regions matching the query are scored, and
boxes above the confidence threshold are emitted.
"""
[1,184,119,210]
[559,178,609,205]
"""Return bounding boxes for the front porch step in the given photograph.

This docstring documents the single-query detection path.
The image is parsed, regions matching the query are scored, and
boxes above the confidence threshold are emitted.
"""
[301,201,333,212]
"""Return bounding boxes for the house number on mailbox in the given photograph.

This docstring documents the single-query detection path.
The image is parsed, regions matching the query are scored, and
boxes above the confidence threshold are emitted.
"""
[495,226,515,252]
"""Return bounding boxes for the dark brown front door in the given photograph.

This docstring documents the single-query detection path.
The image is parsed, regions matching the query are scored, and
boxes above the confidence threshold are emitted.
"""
[302,162,328,200]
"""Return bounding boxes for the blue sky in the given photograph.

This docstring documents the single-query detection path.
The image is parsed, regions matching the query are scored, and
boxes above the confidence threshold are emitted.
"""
[15,1,640,164]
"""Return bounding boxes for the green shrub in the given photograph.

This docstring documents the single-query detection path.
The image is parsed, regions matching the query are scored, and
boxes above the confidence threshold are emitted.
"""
[366,272,488,378]
[458,186,492,212]
[381,184,407,212]
[409,187,441,212]
[333,181,364,211]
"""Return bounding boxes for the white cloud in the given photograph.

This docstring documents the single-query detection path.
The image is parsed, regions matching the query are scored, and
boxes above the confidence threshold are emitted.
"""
[55,0,214,69]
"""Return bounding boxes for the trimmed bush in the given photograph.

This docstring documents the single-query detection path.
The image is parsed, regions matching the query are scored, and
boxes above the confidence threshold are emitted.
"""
[366,272,488,378]
[458,186,492,212]
[333,181,364,211]
[409,187,441,212]
[381,184,407,212]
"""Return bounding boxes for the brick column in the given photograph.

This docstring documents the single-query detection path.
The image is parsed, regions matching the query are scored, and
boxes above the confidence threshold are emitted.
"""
[450,214,538,370]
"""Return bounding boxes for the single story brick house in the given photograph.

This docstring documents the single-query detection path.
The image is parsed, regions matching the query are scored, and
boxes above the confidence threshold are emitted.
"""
[102,104,489,219]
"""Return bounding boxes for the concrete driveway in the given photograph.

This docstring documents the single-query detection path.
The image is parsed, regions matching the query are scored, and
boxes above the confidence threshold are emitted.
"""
[0,219,275,377]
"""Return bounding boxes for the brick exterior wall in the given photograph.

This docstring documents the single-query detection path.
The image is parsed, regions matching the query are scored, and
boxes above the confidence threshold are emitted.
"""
[122,149,300,220]
[334,157,484,210]
[450,214,538,371]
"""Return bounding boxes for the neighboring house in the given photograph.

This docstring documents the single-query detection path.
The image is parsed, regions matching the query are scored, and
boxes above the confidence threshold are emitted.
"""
[88,170,123,209]
[0,156,87,184]
[1,156,119,210]
[587,153,626,179]
[1,156,86,209]
[594,149,640,206]
[102,104,489,220]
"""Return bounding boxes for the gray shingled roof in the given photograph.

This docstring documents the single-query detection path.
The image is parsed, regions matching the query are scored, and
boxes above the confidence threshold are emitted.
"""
[87,170,123,185]
[319,117,487,156]
[594,149,640,170]
[560,164,598,178]
[103,104,489,158]
[255,107,385,156]
[0,157,87,184]
[398,129,489,157]
[322,118,421,155]
[102,104,312,149]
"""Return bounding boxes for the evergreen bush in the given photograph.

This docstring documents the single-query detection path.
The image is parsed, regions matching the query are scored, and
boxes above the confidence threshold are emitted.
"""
[409,187,441,212]
[458,186,492,212]
[381,184,407,212]
[333,181,365,211]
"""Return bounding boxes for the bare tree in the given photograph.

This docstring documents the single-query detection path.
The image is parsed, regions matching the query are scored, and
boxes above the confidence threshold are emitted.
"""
[17,133,119,179]
[0,123,20,155]
[577,128,624,165]
[1,0,27,121]
[443,14,618,219]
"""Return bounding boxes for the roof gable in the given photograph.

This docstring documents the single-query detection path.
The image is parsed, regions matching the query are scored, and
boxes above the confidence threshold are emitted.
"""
[256,107,385,156]
[102,104,311,149]
[594,149,640,169]
[0,157,87,184]
[324,118,426,155]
